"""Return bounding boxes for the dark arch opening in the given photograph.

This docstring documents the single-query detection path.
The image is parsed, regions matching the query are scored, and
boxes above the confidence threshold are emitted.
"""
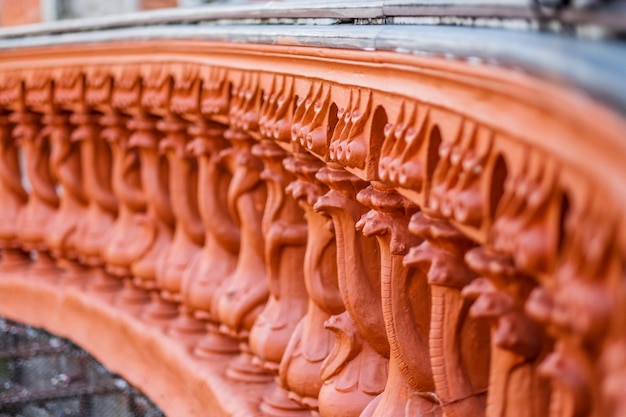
[0,317,164,417]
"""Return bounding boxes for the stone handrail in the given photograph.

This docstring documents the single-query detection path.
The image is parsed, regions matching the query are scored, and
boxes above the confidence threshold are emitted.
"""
[0,18,624,417]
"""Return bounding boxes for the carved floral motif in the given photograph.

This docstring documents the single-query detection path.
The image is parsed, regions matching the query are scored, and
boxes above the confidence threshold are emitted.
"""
[426,119,494,230]
[291,81,334,158]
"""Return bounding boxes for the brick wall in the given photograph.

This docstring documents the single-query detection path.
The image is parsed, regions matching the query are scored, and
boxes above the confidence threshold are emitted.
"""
[140,0,179,10]
[1,0,42,27]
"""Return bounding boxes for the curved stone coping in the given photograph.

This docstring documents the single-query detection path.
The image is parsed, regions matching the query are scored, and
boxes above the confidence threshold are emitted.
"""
[0,0,550,40]
[0,24,623,115]
[0,268,268,417]
[0,0,385,37]
[0,0,624,40]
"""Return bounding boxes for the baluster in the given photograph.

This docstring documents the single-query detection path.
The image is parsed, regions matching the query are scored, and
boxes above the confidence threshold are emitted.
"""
[41,111,89,285]
[155,114,206,338]
[126,113,176,322]
[181,120,241,355]
[12,108,60,278]
[525,196,616,417]
[460,146,563,417]
[56,67,111,287]
[71,111,121,293]
[104,66,152,307]
[406,213,491,417]
[463,248,549,417]
[277,153,343,415]
[0,111,29,271]
[23,70,89,284]
[162,63,211,341]
[129,64,179,321]
[103,111,153,307]
[314,165,388,417]
[214,128,269,383]
[356,185,441,417]
[251,140,309,416]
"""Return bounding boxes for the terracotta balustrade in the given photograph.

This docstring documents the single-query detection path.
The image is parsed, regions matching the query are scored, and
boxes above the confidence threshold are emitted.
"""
[0,37,624,417]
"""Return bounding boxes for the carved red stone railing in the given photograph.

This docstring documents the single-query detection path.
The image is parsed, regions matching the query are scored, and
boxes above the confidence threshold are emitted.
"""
[0,39,624,417]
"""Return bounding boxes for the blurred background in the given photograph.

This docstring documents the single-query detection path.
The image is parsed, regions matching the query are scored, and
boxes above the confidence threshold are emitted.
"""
[0,0,215,27]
